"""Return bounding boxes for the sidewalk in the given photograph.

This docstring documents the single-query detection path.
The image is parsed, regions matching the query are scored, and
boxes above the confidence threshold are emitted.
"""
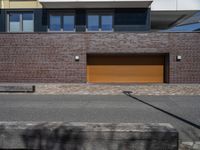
[35,84,200,95]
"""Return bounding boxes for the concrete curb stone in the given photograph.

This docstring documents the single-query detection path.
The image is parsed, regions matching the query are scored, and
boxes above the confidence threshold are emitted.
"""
[0,122,178,150]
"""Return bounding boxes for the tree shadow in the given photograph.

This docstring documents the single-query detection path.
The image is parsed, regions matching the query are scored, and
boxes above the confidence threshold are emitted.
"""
[0,125,10,147]
[22,123,85,150]
[0,122,178,150]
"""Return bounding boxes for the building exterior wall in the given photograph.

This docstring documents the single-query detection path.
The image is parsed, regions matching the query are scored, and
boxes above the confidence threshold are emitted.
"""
[0,8,150,32]
[0,32,199,83]
[0,0,199,84]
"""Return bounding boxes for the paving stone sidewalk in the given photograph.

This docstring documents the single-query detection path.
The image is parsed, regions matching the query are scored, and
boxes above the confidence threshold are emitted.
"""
[34,84,200,95]
[0,83,200,95]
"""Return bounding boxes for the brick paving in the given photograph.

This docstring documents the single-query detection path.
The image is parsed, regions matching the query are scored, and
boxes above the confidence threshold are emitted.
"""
[33,84,200,95]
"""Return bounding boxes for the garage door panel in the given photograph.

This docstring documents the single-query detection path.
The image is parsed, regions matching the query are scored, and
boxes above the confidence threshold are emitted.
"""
[87,55,164,83]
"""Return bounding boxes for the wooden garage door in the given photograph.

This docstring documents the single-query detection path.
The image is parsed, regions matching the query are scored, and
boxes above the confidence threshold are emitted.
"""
[87,55,164,83]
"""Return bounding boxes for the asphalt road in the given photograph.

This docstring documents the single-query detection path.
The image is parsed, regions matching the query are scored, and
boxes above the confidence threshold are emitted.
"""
[0,94,199,142]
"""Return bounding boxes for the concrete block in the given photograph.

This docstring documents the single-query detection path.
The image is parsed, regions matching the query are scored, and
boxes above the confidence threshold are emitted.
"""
[0,122,178,150]
[0,85,35,93]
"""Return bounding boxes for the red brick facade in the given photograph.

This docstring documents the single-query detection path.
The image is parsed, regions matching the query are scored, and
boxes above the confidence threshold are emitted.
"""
[0,32,200,83]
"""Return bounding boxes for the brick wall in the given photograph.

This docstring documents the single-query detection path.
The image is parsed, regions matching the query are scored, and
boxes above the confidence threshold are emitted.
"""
[0,32,199,83]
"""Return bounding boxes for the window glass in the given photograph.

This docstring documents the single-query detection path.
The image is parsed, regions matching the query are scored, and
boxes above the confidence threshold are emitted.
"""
[88,15,99,31]
[115,9,147,25]
[101,15,113,31]
[9,13,20,32]
[23,13,33,32]
[50,15,61,31]
[63,15,75,31]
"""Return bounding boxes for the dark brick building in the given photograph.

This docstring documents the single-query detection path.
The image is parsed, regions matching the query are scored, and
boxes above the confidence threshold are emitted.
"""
[0,0,200,83]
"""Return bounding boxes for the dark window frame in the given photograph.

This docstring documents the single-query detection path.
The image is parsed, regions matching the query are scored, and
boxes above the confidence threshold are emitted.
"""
[86,10,114,32]
[48,11,75,32]
[7,11,34,32]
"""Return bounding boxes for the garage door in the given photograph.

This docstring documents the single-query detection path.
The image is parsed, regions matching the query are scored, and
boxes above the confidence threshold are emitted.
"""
[87,55,164,83]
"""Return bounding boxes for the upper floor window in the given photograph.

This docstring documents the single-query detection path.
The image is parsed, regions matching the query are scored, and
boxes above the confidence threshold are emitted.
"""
[8,12,34,32]
[50,15,61,31]
[101,15,113,31]
[87,13,113,32]
[49,13,75,32]
[88,15,99,31]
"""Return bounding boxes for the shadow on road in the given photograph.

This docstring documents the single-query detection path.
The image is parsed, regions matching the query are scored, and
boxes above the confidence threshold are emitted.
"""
[123,91,200,130]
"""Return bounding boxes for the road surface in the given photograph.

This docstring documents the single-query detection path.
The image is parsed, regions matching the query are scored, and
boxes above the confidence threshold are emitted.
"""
[0,94,199,141]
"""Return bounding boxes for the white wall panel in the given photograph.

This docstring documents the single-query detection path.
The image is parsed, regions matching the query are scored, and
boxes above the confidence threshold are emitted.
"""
[177,0,200,10]
[151,0,176,10]
[151,0,200,11]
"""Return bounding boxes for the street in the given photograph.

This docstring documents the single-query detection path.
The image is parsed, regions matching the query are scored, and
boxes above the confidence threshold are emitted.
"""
[0,94,199,142]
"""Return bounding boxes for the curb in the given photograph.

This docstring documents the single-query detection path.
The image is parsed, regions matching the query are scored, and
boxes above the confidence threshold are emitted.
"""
[0,122,178,150]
